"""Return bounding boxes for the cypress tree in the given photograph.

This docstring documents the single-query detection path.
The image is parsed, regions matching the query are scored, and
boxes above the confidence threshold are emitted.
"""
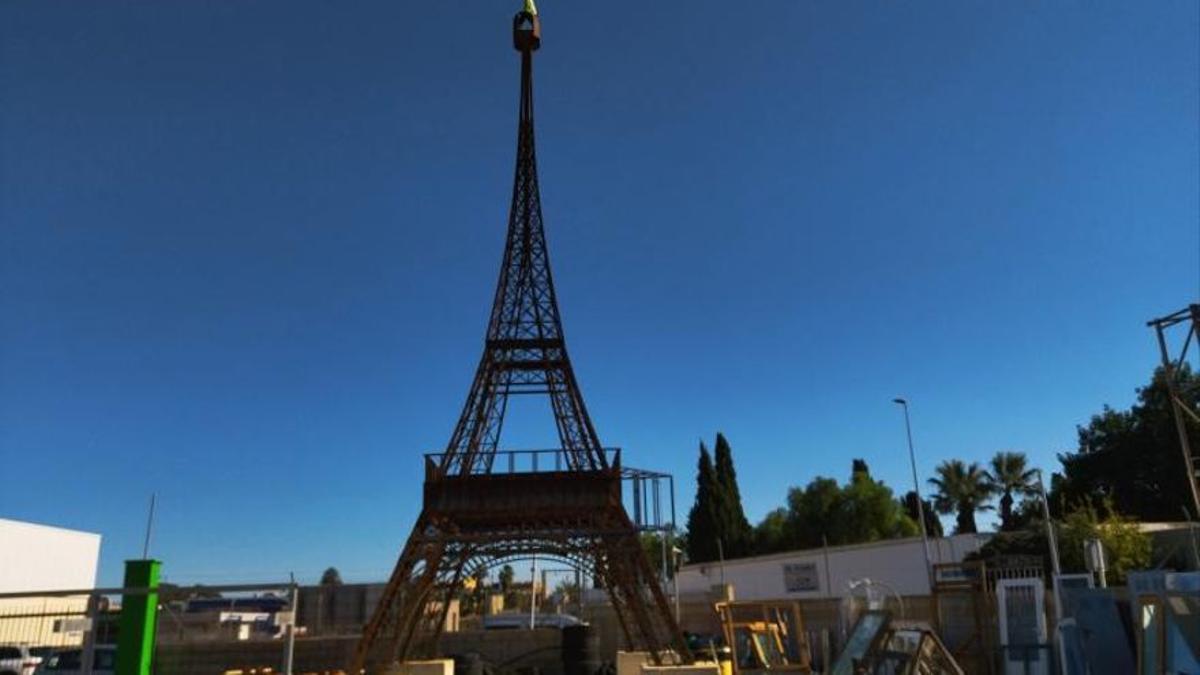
[713,433,754,557]
[852,458,871,478]
[685,442,722,563]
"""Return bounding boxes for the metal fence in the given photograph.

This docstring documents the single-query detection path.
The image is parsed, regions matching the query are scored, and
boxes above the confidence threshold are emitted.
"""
[155,582,299,675]
[0,582,314,675]
[0,587,122,674]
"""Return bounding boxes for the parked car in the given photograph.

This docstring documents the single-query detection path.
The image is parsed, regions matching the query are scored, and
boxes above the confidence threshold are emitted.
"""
[0,643,40,675]
[33,647,115,675]
[0,644,41,675]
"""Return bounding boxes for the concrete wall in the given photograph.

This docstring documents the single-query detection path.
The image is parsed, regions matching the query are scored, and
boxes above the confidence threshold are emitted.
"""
[676,534,987,600]
[0,518,101,592]
[157,635,356,674]
[155,632,564,675]
[441,627,562,671]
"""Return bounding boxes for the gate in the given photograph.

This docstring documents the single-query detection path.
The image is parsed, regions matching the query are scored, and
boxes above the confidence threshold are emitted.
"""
[995,579,1049,675]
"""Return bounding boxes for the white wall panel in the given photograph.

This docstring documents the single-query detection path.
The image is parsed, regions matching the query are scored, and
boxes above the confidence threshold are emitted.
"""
[0,518,101,592]
[676,534,987,599]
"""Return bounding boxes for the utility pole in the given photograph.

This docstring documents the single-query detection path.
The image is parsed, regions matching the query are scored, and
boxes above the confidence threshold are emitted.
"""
[716,538,726,589]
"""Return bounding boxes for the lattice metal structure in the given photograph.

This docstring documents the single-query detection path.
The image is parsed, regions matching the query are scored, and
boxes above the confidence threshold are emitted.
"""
[349,10,690,673]
[1147,303,1200,520]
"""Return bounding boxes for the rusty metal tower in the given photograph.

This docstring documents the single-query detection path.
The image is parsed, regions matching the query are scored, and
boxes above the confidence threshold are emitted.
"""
[1147,303,1200,520]
[350,9,690,672]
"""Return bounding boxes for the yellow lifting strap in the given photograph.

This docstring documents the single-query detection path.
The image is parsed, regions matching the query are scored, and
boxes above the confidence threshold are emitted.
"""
[524,0,538,16]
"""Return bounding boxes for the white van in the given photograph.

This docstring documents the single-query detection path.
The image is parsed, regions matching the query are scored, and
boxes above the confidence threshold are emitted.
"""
[482,613,583,630]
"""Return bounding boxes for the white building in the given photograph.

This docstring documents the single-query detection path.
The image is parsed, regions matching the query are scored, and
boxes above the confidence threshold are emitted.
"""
[0,518,101,593]
[0,518,102,647]
[676,534,988,600]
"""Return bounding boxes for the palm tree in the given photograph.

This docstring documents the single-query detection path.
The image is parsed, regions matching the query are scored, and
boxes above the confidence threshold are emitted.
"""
[928,460,995,534]
[986,451,1038,531]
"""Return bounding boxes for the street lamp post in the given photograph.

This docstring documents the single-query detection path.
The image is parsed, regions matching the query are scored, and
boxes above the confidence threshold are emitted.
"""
[894,398,935,588]
[1036,469,1068,675]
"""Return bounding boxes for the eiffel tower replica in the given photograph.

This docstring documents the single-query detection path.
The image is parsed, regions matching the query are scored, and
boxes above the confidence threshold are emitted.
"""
[350,7,691,672]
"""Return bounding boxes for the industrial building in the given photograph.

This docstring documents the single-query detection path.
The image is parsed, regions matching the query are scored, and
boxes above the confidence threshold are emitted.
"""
[676,533,989,600]
[0,518,102,646]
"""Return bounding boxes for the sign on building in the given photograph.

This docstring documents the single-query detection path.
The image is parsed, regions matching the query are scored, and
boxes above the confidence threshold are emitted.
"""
[53,617,92,634]
[782,563,820,593]
[933,562,983,586]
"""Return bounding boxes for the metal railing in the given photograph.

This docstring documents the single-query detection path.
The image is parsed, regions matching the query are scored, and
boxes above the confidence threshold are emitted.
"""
[421,447,677,532]
[425,447,622,474]
[623,466,676,533]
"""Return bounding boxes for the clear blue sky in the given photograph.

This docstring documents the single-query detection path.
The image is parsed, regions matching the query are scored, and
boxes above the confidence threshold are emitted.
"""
[2,2,1197,588]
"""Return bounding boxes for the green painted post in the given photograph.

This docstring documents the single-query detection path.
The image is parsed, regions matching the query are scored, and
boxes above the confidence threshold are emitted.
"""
[115,560,161,675]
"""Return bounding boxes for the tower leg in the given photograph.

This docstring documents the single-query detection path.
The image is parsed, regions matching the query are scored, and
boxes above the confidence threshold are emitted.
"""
[352,515,436,674]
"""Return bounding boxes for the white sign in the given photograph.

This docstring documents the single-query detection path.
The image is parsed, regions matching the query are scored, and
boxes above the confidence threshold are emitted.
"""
[934,564,981,585]
[782,563,820,593]
[219,611,271,623]
[54,617,93,633]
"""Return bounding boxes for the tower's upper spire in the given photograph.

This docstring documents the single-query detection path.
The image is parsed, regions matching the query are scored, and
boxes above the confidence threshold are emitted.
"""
[513,4,541,52]
[437,6,606,476]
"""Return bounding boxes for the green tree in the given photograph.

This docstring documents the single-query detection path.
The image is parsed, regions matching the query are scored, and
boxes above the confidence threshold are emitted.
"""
[1053,366,1200,520]
[498,564,515,593]
[986,451,1038,531]
[461,565,489,615]
[785,477,843,548]
[554,578,580,600]
[836,461,919,543]
[968,526,1051,567]
[320,567,343,586]
[685,442,723,562]
[1058,501,1152,585]
[900,491,944,538]
[779,461,917,550]
[713,433,754,557]
[639,532,675,579]
[969,498,1152,584]
[754,508,790,554]
[159,583,222,603]
[928,460,994,534]
[1005,496,1044,531]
